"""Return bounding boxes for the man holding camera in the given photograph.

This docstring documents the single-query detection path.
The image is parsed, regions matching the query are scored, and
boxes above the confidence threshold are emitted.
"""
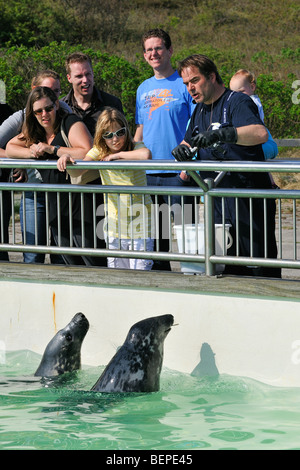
[172,54,280,278]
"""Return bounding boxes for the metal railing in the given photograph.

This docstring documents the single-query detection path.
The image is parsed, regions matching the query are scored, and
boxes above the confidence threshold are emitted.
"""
[0,158,300,277]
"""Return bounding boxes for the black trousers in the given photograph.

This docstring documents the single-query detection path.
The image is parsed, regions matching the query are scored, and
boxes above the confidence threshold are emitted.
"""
[215,195,281,278]
[49,178,106,267]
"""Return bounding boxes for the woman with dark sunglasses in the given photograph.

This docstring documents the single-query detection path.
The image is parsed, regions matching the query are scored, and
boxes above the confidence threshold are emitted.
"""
[6,86,104,266]
[0,71,72,265]
[57,106,154,270]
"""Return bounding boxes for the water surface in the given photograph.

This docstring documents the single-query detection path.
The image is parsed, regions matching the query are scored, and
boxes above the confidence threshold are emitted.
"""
[0,350,300,450]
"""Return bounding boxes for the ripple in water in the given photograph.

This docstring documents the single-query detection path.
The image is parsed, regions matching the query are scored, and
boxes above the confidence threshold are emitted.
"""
[0,351,300,450]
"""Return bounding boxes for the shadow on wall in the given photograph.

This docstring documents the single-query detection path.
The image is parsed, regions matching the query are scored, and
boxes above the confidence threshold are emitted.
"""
[191,342,219,378]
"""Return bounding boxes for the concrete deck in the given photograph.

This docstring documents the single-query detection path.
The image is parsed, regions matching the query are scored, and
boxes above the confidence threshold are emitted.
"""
[1,261,299,300]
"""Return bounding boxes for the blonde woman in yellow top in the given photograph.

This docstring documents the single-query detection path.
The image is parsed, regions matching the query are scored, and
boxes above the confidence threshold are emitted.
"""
[57,107,154,270]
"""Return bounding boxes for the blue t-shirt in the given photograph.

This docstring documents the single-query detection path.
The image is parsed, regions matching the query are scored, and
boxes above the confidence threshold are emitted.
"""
[135,70,195,173]
[185,89,272,189]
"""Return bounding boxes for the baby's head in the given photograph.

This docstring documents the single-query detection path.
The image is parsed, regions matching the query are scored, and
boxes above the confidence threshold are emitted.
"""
[230,69,257,96]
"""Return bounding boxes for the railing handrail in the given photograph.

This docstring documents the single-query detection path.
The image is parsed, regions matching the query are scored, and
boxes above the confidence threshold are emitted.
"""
[1,183,299,201]
[274,139,300,147]
[1,158,300,174]
[0,157,300,276]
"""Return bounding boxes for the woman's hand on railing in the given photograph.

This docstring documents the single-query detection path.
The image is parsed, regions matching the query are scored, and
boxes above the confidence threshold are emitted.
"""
[30,142,52,158]
[57,154,76,172]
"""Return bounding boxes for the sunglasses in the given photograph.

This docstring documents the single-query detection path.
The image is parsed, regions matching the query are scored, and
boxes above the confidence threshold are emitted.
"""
[102,127,126,139]
[33,104,55,116]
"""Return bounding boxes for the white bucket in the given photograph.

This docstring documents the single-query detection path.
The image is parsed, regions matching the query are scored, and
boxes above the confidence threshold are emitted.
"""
[174,224,233,274]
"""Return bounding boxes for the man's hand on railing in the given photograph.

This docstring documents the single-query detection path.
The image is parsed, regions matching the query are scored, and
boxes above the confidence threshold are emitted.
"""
[172,144,197,162]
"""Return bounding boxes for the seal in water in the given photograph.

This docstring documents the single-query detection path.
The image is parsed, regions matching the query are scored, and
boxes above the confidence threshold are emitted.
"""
[91,314,174,393]
[34,312,89,377]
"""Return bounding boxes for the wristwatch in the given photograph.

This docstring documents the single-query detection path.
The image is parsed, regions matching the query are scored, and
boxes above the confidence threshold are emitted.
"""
[53,145,60,157]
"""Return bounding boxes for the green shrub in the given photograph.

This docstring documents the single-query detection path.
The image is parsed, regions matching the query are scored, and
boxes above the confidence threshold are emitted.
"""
[0,42,299,137]
[0,43,151,131]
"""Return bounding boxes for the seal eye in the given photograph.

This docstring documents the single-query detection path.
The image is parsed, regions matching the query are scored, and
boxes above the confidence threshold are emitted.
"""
[65,333,72,342]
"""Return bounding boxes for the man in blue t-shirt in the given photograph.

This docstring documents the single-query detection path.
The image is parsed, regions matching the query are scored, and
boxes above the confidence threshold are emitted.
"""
[172,54,280,278]
[134,29,196,270]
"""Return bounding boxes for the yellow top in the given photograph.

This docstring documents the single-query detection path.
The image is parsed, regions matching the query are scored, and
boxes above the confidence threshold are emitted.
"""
[87,142,153,239]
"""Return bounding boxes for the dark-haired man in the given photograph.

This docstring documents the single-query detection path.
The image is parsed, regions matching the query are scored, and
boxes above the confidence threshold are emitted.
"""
[172,54,280,278]
[62,52,124,266]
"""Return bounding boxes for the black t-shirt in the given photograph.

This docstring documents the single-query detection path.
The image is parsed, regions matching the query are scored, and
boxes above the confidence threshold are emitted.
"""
[0,103,13,125]
[40,113,81,159]
[184,89,271,189]
[62,87,124,136]
[39,113,83,223]
[39,113,80,183]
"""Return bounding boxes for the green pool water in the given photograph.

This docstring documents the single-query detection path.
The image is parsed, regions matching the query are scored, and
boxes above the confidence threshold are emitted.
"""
[1,350,300,450]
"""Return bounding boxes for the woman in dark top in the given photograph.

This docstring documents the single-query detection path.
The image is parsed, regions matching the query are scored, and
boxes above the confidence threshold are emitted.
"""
[6,86,101,266]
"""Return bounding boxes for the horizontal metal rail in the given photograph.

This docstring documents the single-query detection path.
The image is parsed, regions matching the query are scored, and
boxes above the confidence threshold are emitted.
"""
[3,158,300,174]
[0,158,300,277]
[275,139,300,147]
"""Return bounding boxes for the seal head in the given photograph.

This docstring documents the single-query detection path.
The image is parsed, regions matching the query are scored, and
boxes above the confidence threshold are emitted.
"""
[34,312,89,377]
[91,314,174,393]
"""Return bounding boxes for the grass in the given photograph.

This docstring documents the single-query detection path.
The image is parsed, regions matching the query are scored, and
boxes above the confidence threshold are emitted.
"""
[111,0,300,81]
[273,147,300,190]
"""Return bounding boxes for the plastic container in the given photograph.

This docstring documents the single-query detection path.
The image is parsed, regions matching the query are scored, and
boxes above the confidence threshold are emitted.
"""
[174,223,233,274]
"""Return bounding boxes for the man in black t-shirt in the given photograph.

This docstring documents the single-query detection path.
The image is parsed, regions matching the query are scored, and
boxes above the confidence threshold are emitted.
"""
[62,52,123,137]
[62,52,124,264]
[172,54,280,278]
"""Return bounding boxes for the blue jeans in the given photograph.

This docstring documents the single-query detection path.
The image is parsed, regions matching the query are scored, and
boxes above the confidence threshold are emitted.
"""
[20,192,46,263]
[147,172,196,219]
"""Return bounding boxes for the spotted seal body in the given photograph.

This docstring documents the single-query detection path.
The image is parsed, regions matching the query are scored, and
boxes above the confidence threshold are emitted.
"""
[34,312,89,377]
[91,314,174,393]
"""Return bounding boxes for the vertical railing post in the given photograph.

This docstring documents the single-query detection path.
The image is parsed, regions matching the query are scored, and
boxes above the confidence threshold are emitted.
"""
[204,178,215,276]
